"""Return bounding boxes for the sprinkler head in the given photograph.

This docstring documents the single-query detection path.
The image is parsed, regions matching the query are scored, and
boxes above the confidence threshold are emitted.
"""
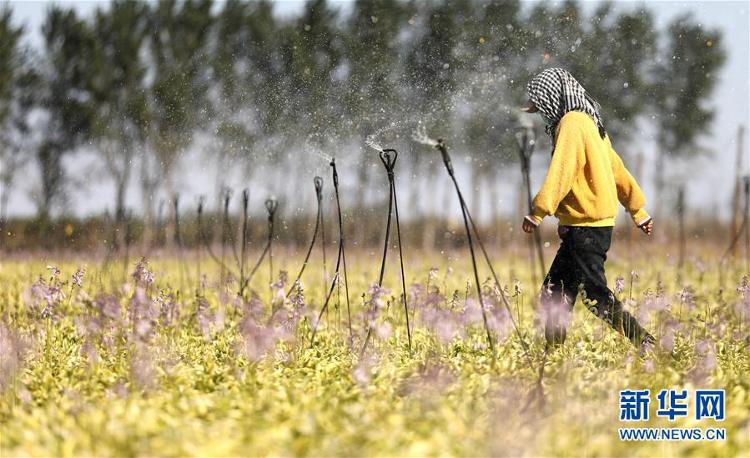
[435,139,453,174]
[314,176,324,200]
[379,149,398,174]
[330,161,339,188]
[265,198,278,217]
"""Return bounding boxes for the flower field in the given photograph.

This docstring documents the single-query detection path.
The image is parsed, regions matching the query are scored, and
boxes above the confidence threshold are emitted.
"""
[1,248,748,457]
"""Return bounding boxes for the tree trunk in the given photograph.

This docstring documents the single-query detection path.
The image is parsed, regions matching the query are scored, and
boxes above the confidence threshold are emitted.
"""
[139,148,158,247]
[488,170,500,244]
[38,142,63,220]
[0,177,9,231]
[731,126,746,254]
[654,149,666,219]
[422,159,439,251]
[471,158,482,225]
[114,150,132,224]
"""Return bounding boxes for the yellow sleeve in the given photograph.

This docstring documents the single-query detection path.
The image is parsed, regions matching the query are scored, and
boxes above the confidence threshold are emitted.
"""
[530,115,586,223]
[609,143,651,226]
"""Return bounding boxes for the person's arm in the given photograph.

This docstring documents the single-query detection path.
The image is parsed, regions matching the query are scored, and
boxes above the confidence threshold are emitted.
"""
[608,143,652,228]
[527,115,586,226]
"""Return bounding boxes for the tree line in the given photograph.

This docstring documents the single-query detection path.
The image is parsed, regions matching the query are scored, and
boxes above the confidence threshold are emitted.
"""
[0,0,725,232]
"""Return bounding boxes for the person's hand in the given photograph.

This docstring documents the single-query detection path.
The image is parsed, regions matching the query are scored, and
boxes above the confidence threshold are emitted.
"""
[639,219,653,236]
[522,216,538,233]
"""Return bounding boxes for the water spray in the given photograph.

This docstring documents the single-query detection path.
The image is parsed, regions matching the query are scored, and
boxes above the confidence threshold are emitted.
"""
[515,126,546,286]
[286,177,324,298]
[311,158,353,345]
[360,148,412,356]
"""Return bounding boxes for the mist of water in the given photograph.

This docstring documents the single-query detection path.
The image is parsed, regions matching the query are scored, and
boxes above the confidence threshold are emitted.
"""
[412,125,439,147]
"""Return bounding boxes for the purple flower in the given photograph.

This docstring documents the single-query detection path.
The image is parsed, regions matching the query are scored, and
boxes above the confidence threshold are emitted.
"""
[46,265,61,281]
[157,292,179,327]
[363,284,390,326]
[238,316,278,361]
[28,275,65,318]
[270,271,288,304]
[678,287,695,309]
[427,267,439,286]
[131,258,154,287]
[94,293,121,322]
[614,276,625,295]
[72,267,86,288]
[537,295,573,333]
[422,307,460,344]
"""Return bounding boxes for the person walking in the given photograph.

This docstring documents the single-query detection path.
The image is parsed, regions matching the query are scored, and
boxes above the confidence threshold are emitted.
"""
[520,67,656,353]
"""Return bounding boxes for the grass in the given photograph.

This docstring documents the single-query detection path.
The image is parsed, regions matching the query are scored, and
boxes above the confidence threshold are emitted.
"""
[0,245,748,457]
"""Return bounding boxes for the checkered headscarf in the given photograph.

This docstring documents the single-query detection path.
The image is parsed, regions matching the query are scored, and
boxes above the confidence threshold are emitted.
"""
[526,68,606,145]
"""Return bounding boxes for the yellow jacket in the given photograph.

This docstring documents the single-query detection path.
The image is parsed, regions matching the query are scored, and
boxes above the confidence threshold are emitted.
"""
[529,111,650,227]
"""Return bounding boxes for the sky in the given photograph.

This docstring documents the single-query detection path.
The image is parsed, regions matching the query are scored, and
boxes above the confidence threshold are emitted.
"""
[3,0,750,220]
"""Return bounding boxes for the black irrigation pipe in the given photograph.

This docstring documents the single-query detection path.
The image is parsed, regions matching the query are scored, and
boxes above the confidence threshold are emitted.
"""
[266,198,278,285]
[435,139,533,364]
[320,179,328,287]
[221,188,232,284]
[332,159,353,340]
[286,177,324,298]
[516,128,546,286]
[360,149,412,356]
[239,189,251,296]
[387,151,412,352]
[196,192,282,313]
[720,176,750,284]
[310,159,353,346]
[196,196,205,290]
[434,140,494,354]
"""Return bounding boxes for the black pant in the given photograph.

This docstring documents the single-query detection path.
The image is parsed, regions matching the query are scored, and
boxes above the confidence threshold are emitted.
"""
[542,225,651,347]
